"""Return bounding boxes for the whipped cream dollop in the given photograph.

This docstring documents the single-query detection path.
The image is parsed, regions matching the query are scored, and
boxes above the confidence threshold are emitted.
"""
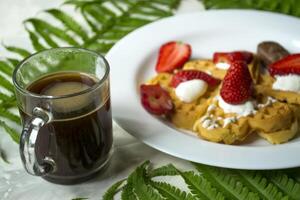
[175,79,208,103]
[215,62,230,70]
[218,96,256,117]
[272,74,300,93]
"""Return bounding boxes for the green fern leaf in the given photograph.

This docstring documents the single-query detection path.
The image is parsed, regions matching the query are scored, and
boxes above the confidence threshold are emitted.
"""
[195,164,260,200]
[149,164,178,177]
[236,170,289,200]
[103,179,126,200]
[0,93,14,103]
[265,171,300,200]
[121,184,138,200]
[45,9,89,40]
[151,181,196,200]
[0,61,14,76]
[6,58,20,67]
[26,28,47,51]
[0,74,14,92]
[179,170,225,200]
[3,45,31,58]
[25,18,80,46]
[0,108,21,124]
[0,120,20,143]
[127,161,164,200]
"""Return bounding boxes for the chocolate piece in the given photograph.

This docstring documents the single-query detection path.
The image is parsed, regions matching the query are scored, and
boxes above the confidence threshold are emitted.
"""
[257,41,289,66]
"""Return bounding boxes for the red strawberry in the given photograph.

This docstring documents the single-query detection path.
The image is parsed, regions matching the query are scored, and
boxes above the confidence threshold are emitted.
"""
[155,41,191,73]
[220,61,253,104]
[140,84,173,115]
[269,53,300,76]
[213,51,253,65]
[170,70,221,88]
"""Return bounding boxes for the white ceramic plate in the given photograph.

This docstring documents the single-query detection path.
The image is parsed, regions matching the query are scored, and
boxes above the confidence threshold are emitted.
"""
[106,10,300,170]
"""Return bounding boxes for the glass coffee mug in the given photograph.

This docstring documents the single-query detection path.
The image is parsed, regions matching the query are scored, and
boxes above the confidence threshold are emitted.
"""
[13,48,113,184]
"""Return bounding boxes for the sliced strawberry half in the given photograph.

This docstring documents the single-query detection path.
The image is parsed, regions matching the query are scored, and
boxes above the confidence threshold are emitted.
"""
[155,41,192,73]
[220,61,253,104]
[213,51,253,65]
[170,70,221,88]
[269,53,300,76]
[140,84,173,115]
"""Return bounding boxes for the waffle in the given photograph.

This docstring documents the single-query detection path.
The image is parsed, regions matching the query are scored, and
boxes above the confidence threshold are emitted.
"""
[249,96,294,132]
[193,98,253,144]
[258,119,298,144]
[147,72,218,130]
[254,65,300,105]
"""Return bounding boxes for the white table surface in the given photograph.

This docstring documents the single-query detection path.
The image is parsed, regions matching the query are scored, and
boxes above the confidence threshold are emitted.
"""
[0,0,205,199]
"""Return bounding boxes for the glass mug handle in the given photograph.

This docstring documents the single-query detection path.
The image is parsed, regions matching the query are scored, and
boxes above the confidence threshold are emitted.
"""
[19,107,56,176]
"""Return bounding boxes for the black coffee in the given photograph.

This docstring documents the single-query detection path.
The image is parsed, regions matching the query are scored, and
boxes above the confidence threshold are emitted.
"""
[20,72,112,184]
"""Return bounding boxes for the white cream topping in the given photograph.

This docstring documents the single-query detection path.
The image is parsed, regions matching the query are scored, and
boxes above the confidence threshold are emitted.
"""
[223,117,237,128]
[215,62,230,70]
[200,116,220,130]
[175,79,208,103]
[257,97,277,109]
[273,74,300,93]
[207,104,216,113]
[218,96,256,117]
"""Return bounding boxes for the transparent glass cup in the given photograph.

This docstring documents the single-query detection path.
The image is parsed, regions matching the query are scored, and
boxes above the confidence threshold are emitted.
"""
[12,48,113,184]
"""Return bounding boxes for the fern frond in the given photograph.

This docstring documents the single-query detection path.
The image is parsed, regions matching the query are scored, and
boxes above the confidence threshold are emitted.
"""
[285,168,300,184]
[0,61,14,76]
[121,184,138,200]
[0,93,14,102]
[151,181,196,200]
[127,161,164,200]
[26,28,47,51]
[179,170,225,200]
[45,9,89,40]
[3,45,31,58]
[195,164,260,200]
[0,108,21,124]
[265,171,300,200]
[149,164,178,177]
[236,170,288,200]
[6,58,20,67]
[0,120,20,143]
[25,18,80,47]
[103,179,126,200]
[0,74,14,92]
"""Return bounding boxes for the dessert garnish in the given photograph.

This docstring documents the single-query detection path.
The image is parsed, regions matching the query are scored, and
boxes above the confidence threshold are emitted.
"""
[257,41,289,66]
[170,70,220,103]
[220,61,253,104]
[269,53,300,76]
[155,41,191,73]
[170,70,221,88]
[140,84,173,115]
[213,51,253,70]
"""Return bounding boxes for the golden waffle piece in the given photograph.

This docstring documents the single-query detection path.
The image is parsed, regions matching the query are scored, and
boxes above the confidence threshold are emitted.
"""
[193,94,299,144]
[193,98,253,144]
[258,119,298,144]
[254,64,300,105]
[249,97,294,132]
[147,72,218,130]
